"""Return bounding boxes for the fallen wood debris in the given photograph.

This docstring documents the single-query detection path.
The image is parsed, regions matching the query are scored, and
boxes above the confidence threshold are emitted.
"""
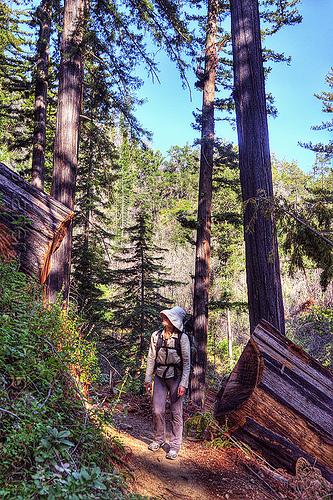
[0,162,73,283]
[214,319,333,483]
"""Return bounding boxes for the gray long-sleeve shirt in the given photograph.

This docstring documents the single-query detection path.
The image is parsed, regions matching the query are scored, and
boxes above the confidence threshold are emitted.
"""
[145,329,191,389]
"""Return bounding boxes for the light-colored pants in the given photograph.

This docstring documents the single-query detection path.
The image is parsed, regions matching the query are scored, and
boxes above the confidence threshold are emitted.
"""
[152,375,184,452]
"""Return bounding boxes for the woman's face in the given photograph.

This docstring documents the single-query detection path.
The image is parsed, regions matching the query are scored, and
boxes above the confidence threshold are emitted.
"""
[161,314,173,329]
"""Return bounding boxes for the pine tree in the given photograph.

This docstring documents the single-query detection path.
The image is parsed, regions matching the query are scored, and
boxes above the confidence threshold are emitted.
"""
[272,156,309,207]
[189,0,302,405]
[71,126,117,336]
[46,0,87,307]
[211,141,244,287]
[109,208,174,366]
[162,144,199,247]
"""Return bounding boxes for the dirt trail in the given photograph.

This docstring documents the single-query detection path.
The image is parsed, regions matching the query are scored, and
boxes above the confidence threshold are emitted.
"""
[105,394,332,500]
[108,398,283,500]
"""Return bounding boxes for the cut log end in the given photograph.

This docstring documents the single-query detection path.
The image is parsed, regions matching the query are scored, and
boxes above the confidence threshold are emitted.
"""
[215,337,264,420]
[214,320,333,484]
[40,213,73,284]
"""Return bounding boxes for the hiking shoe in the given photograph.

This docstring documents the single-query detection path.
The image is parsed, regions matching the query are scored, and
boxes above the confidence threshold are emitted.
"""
[166,450,178,460]
[148,441,163,451]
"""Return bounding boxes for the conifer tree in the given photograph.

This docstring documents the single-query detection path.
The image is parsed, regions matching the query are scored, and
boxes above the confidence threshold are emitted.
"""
[274,171,333,292]
[46,0,87,306]
[192,0,218,408]
[109,208,174,365]
[70,124,115,336]
[31,0,53,190]
[272,156,309,207]
[0,1,34,170]
[190,0,302,406]
[230,0,286,335]
[211,141,244,287]
[271,69,333,292]
[46,0,194,307]
[71,64,118,335]
[300,68,333,162]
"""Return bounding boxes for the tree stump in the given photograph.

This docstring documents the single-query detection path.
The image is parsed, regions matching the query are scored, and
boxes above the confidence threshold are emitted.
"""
[215,319,333,483]
[0,162,73,283]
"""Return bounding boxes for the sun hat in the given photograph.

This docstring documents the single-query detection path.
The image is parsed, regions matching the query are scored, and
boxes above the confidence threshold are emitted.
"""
[160,306,186,332]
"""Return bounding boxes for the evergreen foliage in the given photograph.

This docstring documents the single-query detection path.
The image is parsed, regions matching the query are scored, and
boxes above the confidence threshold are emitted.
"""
[279,190,333,291]
[0,1,35,170]
[0,0,59,182]
[108,208,175,368]
[272,155,310,206]
[300,68,333,162]
[161,143,200,246]
[263,162,333,292]
[193,0,303,130]
[71,56,120,336]
[211,141,243,278]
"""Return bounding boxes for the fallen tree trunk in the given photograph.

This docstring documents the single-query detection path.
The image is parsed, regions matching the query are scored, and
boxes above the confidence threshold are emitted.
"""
[215,320,333,483]
[0,162,73,283]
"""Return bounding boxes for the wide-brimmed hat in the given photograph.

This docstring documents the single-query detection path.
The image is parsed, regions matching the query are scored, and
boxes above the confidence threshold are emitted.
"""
[160,306,186,332]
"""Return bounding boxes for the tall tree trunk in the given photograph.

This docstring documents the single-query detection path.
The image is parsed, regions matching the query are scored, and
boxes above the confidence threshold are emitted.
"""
[227,309,232,361]
[46,0,86,306]
[192,0,218,408]
[230,0,285,335]
[31,0,53,190]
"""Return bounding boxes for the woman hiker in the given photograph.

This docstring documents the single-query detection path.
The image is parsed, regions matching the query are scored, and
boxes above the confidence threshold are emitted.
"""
[145,306,190,460]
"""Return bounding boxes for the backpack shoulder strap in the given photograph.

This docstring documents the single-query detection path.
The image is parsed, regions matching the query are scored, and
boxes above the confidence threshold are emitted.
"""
[175,330,183,357]
[155,328,163,355]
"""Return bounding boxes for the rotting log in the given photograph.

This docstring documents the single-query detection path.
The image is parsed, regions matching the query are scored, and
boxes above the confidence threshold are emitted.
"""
[215,319,333,483]
[0,162,73,283]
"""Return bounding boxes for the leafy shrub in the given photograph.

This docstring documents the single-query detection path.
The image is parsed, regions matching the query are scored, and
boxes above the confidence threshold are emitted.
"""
[0,259,144,499]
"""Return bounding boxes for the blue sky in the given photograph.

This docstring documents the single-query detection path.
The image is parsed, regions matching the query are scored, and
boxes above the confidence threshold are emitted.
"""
[135,0,332,173]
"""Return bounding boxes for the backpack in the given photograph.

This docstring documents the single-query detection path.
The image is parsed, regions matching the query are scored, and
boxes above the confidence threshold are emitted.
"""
[155,314,197,380]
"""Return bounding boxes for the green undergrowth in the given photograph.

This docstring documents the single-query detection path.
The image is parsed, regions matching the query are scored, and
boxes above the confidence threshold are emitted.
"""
[0,259,146,500]
[184,411,233,450]
[286,305,333,370]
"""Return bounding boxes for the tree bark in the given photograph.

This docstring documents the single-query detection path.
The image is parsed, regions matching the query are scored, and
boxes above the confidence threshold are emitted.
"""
[31,0,53,191]
[192,0,218,408]
[227,309,232,361]
[46,0,86,306]
[215,320,333,483]
[230,0,285,335]
[0,162,73,282]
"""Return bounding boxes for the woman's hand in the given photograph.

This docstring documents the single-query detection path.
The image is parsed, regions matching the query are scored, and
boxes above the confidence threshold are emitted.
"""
[177,385,185,397]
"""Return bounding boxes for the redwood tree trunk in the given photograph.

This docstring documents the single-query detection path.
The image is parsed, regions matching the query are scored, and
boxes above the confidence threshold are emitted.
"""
[31,0,53,190]
[192,0,218,407]
[230,0,285,335]
[47,0,86,305]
